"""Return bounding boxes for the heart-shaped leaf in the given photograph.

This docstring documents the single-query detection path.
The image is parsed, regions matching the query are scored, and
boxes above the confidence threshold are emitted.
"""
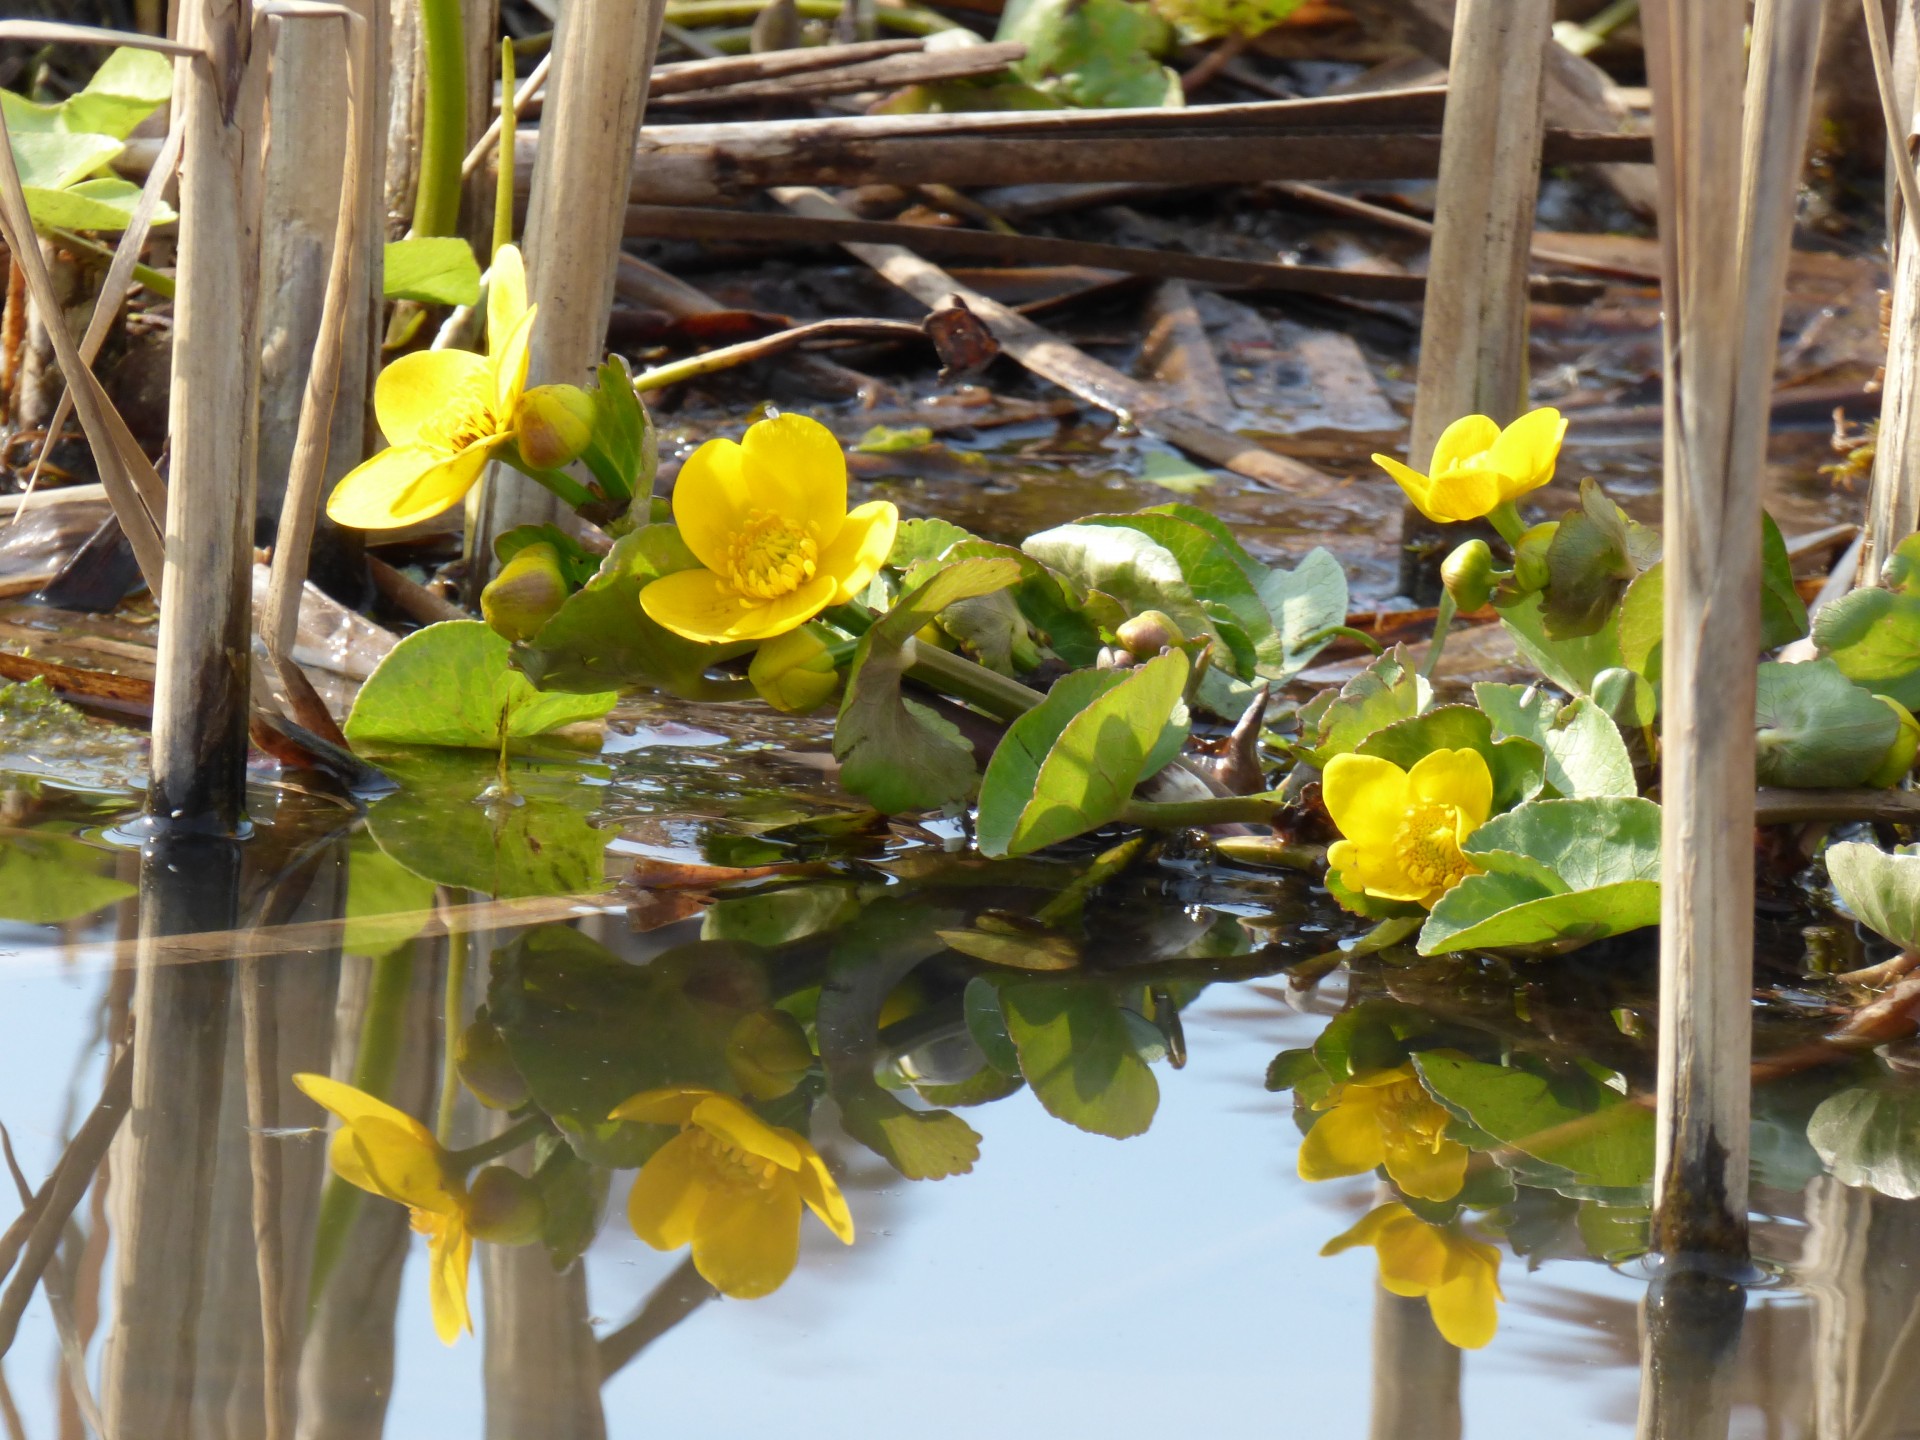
[1754,659,1899,788]
[1807,1083,1920,1200]
[1826,840,1920,952]
[1473,683,1636,798]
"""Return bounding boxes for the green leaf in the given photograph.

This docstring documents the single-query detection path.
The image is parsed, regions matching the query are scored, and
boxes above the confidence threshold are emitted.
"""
[0,833,133,924]
[1613,517,1807,685]
[701,883,862,948]
[363,752,609,900]
[1355,704,1544,813]
[1414,1052,1654,1196]
[963,975,1021,1075]
[1497,590,1625,697]
[490,927,767,1165]
[530,1138,609,1270]
[1540,478,1660,639]
[1418,796,1663,955]
[1808,1083,1920,1200]
[340,833,438,956]
[1081,512,1270,675]
[888,517,977,568]
[516,527,729,698]
[1761,514,1810,649]
[999,0,1180,109]
[835,556,1026,813]
[382,236,482,305]
[1022,522,1218,657]
[23,176,168,231]
[937,917,1080,969]
[1300,646,1428,764]
[61,47,173,139]
[1826,841,1920,951]
[857,424,936,454]
[1473,683,1636,799]
[1754,659,1899,788]
[11,131,122,192]
[1616,565,1662,683]
[345,621,617,750]
[999,979,1159,1137]
[976,650,1190,857]
[580,355,653,501]
[1814,586,1920,709]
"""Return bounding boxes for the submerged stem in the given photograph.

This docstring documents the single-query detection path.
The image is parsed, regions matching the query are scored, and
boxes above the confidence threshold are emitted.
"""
[903,640,1040,722]
[444,1112,549,1173]
[1121,791,1289,828]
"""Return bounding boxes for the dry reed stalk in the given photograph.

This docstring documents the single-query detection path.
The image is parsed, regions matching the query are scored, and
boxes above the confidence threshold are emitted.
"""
[1643,0,1823,1271]
[1367,1288,1461,1440]
[259,1,373,667]
[481,1212,607,1438]
[149,0,269,831]
[472,0,672,585]
[775,184,1337,494]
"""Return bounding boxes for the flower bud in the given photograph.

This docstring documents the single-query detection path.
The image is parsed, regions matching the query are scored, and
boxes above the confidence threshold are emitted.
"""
[1868,695,1920,788]
[1440,539,1496,612]
[465,1165,544,1246]
[1115,610,1186,656]
[748,623,842,713]
[1510,522,1558,594]
[513,384,595,470]
[726,1008,815,1101]
[480,541,569,644]
[457,1015,531,1111]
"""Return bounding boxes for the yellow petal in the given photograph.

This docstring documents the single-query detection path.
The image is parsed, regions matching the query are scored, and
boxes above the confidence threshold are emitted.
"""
[1372,1213,1450,1295]
[1297,1101,1386,1182]
[297,1073,438,1144]
[817,500,899,605]
[425,1216,474,1344]
[791,1136,855,1244]
[1421,468,1505,523]
[1371,454,1439,521]
[1322,753,1412,852]
[671,437,755,575]
[690,1094,804,1170]
[640,566,836,644]
[327,443,492,530]
[1382,1132,1469,1203]
[1427,1250,1501,1349]
[610,1086,717,1127]
[327,1117,458,1213]
[1429,414,1501,474]
[487,243,528,356]
[741,412,849,548]
[1321,1201,1408,1256]
[627,1130,710,1251]
[492,306,537,419]
[1407,748,1493,831]
[1487,406,1565,492]
[691,1175,803,1299]
[371,348,490,447]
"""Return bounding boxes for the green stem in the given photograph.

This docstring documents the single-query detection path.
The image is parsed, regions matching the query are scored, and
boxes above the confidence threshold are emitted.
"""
[491,39,515,260]
[45,228,174,298]
[502,456,596,510]
[444,1113,550,1173]
[436,920,467,1144]
[1121,790,1289,828]
[1488,501,1527,548]
[1422,591,1457,682]
[413,0,469,237]
[904,640,1040,721]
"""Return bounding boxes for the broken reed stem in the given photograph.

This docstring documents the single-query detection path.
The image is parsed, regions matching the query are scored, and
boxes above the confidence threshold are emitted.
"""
[1396,0,1553,599]
[240,960,292,1440]
[1862,0,1920,240]
[263,4,371,665]
[150,0,267,832]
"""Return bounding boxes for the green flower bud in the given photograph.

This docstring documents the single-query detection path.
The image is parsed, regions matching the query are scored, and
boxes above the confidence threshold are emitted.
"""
[457,1014,532,1111]
[513,383,596,470]
[1440,539,1496,612]
[1115,610,1186,656]
[748,623,842,713]
[1868,695,1920,788]
[480,541,569,643]
[465,1165,544,1246]
[1510,521,1559,594]
[726,1008,816,1101]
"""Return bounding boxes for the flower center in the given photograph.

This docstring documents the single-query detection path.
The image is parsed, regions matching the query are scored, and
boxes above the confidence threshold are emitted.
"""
[689,1124,783,1193]
[724,510,819,601]
[1393,801,1474,894]
[1378,1078,1452,1154]
[420,372,504,454]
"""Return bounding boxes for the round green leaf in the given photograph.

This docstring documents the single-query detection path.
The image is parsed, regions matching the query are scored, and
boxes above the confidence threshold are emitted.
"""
[1826,840,1920,952]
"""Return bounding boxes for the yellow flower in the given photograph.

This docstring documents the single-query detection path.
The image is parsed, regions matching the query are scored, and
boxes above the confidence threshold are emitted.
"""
[610,1085,853,1297]
[1322,1202,1504,1349]
[326,245,537,529]
[1297,1063,1469,1202]
[1372,408,1566,524]
[639,414,898,644]
[1323,748,1493,909]
[293,1073,474,1344]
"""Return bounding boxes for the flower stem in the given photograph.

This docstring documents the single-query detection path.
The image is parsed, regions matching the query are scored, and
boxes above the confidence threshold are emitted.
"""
[412,0,469,237]
[445,1113,550,1173]
[1121,791,1290,828]
[491,39,515,259]
[903,640,1040,721]
[1488,501,1527,548]
[1421,591,1457,682]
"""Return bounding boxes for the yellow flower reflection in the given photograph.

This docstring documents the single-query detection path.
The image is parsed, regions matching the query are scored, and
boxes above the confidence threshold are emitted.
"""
[639,414,898,644]
[326,245,537,529]
[293,1072,474,1344]
[610,1085,853,1298]
[1372,408,1566,525]
[1324,748,1492,909]
[1323,1202,1504,1350]
[1297,1064,1469,1202]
